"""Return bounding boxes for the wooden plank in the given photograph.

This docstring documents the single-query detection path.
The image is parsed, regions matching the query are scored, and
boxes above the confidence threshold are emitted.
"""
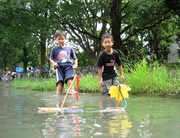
[99,107,125,113]
[38,106,125,113]
[38,106,82,113]
[60,75,77,108]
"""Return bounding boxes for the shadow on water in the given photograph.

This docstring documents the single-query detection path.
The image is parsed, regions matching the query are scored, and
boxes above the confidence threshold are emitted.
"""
[0,84,180,138]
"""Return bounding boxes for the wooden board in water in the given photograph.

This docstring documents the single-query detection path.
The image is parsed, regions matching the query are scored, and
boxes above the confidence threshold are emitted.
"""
[38,106,125,113]
[99,107,125,113]
[38,106,82,113]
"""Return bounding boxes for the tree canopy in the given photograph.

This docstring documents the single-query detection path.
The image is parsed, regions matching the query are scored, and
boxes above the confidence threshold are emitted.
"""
[0,0,179,75]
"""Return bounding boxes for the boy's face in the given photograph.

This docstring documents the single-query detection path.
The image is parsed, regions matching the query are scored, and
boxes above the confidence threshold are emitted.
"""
[101,38,114,49]
[55,35,66,47]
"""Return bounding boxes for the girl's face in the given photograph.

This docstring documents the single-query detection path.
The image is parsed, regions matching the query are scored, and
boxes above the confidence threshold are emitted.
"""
[55,35,66,47]
[101,38,114,49]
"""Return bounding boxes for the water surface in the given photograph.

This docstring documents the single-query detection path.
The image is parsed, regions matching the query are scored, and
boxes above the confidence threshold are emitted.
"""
[0,86,179,138]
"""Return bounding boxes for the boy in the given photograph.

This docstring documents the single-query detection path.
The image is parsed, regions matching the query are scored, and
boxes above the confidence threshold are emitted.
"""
[49,30,78,95]
[96,34,124,95]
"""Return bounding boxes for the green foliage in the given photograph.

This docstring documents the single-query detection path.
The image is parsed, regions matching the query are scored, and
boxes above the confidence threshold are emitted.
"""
[76,52,93,66]
[13,73,99,92]
[12,60,179,95]
[13,78,55,91]
[1,0,179,77]
[125,60,151,93]
[78,73,99,92]
[126,60,180,94]
[129,0,166,26]
[165,0,180,16]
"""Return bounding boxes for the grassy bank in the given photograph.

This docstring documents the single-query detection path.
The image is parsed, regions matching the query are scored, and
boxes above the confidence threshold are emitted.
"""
[125,60,180,95]
[12,60,180,95]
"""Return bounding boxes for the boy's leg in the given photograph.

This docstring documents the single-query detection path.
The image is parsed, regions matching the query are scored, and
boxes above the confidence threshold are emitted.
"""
[56,67,64,94]
[67,79,73,88]
[101,79,112,95]
[112,77,120,85]
[56,81,63,95]
[64,66,75,92]
[112,77,120,107]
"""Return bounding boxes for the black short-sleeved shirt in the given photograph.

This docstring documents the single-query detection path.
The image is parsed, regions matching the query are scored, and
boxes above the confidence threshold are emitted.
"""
[96,49,122,81]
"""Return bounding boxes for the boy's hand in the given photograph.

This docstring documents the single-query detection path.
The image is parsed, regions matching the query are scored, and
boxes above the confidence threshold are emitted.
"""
[53,62,59,69]
[72,64,78,69]
[99,80,102,88]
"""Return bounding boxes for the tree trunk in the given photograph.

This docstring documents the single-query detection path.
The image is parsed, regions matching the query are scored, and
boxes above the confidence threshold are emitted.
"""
[23,43,28,73]
[110,0,122,50]
[40,35,47,78]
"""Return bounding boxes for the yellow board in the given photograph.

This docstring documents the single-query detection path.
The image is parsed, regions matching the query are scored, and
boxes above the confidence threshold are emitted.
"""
[109,84,131,103]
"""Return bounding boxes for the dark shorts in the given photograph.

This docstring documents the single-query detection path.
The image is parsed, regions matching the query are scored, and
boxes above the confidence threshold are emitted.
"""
[56,65,75,84]
[100,77,120,95]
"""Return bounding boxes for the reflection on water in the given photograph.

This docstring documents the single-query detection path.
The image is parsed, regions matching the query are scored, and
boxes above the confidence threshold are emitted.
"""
[40,112,132,138]
[0,85,180,138]
[39,94,132,137]
[138,113,153,138]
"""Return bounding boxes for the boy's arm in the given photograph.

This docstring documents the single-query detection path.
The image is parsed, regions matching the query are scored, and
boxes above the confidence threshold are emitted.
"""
[73,58,78,69]
[50,59,59,69]
[97,67,103,88]
[117,64,125,83]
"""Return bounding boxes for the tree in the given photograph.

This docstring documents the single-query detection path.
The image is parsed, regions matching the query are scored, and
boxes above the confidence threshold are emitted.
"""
[0,0,179,73]
[54,0,177,64]
[165,0,180,16]
[27,0,56,75]
[54,0,111,64]
[0,0,31,72]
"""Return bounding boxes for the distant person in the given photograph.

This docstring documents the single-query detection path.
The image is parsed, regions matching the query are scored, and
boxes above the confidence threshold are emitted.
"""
[5,67,11,77]
[11,69,17,80]
[27,66,33,77]
[49,30,78,95]
[5,67,12,81]
[96,34,124,95]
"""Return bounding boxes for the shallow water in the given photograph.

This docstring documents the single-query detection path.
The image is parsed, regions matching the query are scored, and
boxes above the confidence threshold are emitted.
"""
[0,86,180,138]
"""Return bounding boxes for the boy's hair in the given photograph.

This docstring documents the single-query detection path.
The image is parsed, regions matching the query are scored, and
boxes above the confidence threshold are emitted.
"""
[101,34,113,42]
[54,30,67,39]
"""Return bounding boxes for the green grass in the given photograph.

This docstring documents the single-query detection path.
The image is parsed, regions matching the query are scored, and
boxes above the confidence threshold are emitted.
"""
[78,73,99,92]
[125,60,180,94]
[12,60,180,95]
[13,78,55,91]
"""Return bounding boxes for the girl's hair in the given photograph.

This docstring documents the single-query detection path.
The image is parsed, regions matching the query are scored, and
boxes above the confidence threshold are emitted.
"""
[101,34,113,42]
[54,30,67,39]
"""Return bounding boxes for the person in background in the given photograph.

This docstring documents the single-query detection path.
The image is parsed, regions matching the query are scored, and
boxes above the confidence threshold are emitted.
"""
[49,30,78,95]
[96,34,124,95]
[11,69,17,80]
[5,67,13,81]
[27,66,33,77]
[5,67,11,77]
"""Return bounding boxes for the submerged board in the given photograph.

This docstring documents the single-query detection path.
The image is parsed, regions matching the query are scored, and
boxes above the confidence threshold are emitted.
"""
[99,107,125,113]
[38,106,83,113]
[38,106,125,114]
